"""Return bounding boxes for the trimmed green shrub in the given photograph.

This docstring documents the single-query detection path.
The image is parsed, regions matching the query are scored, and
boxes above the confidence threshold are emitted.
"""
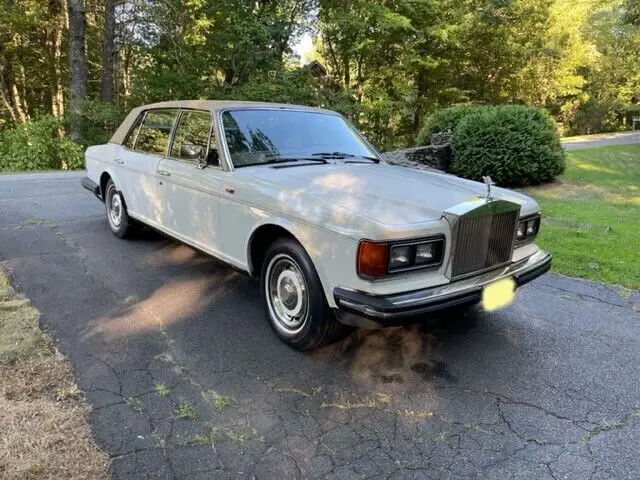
[0,116,84,172]
[416,105,480,145]
[451,105,566,187]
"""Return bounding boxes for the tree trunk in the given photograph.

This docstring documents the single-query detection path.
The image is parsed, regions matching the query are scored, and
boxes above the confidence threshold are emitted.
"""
[343,55,350,88]
[412,69,428,137]
[101,0,115,103]
[68,0,87,140]
[9,75,27,123]
[50,0,65,117]
[121,45,132,97]
[0,78,17,123]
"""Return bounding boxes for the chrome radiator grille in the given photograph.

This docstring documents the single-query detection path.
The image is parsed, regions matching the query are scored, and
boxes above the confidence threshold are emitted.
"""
[451,208,519,278]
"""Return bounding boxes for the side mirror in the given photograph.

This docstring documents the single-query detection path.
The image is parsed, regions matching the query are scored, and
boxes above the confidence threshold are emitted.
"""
[206,148,220,166]
[180,143,204,160]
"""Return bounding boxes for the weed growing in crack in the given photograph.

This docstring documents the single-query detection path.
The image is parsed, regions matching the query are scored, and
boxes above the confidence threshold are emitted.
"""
[153,433,168,449]
[188,428,218,445]
[580,419,625,443]
[225,428,263,443]
[214,396,231,410]
[274,386,322,398]
[124,295,139,305]
[435,431,451,444]
[396,409,433,419]
[125,396,144,413]
[321,393,392,410]
[154,381,171,397]
[174,400,197,419]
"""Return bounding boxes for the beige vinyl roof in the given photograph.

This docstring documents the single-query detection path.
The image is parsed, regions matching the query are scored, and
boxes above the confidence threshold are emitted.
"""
[110,100,337,145]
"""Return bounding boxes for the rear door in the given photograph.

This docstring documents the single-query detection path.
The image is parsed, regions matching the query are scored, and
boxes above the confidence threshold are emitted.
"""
[118,108,179,221]
[155,109,224,252]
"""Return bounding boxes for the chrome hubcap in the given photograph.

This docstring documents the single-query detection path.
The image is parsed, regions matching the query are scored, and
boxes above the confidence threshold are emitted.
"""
[266,254,308,334]
[108,188,123,228]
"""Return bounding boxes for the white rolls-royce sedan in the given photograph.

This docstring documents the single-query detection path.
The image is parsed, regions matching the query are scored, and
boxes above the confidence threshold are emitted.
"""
[82,100,551,350]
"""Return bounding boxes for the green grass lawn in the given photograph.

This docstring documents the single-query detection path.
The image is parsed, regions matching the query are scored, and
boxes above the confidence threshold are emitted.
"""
[523,144,640,290]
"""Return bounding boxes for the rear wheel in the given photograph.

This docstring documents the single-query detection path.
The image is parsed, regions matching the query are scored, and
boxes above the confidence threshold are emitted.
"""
[261,238,350,350]
[104,179,133,238]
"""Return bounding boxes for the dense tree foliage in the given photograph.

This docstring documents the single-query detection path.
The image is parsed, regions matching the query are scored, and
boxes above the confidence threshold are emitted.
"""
[0,0,638,159]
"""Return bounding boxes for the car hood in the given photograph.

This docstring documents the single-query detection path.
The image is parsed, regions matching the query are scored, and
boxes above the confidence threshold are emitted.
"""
[244,162,539,227]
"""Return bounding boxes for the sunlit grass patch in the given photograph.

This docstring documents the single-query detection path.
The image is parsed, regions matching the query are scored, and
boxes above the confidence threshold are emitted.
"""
[524,144,640,290]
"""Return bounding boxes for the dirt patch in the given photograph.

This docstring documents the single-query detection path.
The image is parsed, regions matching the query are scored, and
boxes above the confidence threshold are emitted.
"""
[0,269,108,480]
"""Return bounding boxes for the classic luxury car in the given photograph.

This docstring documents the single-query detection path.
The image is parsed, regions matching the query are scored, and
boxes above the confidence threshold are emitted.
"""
[82,100,551,349]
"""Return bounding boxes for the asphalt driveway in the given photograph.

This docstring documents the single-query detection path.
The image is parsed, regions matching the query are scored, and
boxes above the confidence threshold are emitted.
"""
[1,172,639,480]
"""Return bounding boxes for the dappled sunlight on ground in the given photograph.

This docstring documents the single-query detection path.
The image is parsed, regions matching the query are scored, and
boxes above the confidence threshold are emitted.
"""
[142,243,210,268]
[526,178,640,205]
[574,161,619,174]
[89,272,236,339]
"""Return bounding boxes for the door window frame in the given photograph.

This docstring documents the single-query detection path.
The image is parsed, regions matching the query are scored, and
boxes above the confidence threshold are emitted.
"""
[167,108,218,167]
[124,108,180,157]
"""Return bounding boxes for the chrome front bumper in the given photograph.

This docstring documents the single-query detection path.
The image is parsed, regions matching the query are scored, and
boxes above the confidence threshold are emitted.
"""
[333,250,552,325]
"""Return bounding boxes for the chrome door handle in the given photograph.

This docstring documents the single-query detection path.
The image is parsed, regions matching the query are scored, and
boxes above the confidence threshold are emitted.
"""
[157,169,171,177]
[115,158,124,164]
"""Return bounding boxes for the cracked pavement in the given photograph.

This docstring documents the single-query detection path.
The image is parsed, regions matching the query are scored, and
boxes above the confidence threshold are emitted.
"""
[1,172,639,480]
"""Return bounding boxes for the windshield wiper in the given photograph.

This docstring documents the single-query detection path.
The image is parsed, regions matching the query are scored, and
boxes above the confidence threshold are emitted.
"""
[235,156,328,168]
[310,152,379,163]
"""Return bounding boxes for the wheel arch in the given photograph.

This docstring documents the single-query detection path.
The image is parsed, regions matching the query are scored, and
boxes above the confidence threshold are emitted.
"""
[247,222,298,277]
[98,168,123,201]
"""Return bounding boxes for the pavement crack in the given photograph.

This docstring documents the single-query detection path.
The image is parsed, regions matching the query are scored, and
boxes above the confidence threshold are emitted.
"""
[537,280,637,311]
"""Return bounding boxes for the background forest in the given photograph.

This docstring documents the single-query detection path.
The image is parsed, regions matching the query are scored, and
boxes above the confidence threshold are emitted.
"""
[0,0,639,167]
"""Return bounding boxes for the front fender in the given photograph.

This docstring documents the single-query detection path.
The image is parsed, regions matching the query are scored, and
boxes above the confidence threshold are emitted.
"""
[245,217,352,308]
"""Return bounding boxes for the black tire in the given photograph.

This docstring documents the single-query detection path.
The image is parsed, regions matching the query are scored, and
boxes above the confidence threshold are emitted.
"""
[104,179,133,239]
[260,238,351,350]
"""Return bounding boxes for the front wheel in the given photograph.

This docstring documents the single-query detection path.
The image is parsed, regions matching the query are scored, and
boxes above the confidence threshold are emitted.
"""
[104,179,133,238]
[260,238,350,350]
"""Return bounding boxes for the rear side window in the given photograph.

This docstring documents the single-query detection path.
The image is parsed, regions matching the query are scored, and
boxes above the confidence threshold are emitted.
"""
[170,110,212,161]
[123,113,143,149]
[134,109,178,156]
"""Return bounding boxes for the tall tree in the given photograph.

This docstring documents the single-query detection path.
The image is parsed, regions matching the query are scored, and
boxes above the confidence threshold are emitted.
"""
[101,0,116,102]
[68,0,87,139]
[48,0,66,117]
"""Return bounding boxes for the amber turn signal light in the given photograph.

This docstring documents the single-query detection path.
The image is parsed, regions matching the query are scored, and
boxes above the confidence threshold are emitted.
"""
[357,241,389,278]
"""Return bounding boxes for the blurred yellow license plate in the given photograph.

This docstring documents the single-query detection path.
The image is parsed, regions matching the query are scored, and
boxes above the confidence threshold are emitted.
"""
[482,277,516,312]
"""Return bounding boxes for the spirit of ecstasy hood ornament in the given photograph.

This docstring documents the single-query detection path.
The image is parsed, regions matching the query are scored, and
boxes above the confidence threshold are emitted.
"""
[482,176,495,202]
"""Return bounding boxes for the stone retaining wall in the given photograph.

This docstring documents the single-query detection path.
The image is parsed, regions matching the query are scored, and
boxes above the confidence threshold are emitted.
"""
[382,144,451,172]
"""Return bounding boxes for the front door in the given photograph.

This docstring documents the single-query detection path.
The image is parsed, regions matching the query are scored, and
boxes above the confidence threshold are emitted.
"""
[156,109,223,253]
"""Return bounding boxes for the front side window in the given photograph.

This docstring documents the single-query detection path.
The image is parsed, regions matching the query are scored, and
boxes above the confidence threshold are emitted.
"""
[134,109,178,156]
[170,110,212,162]
[221,109,377,168]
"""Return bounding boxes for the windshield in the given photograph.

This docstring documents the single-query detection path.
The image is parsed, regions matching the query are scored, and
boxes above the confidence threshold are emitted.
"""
[221,109,378,168]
